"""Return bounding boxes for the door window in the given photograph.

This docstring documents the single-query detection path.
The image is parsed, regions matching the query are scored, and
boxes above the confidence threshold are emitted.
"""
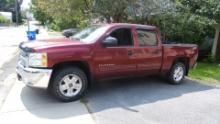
[137,29,157,46]
[109,28,133,46]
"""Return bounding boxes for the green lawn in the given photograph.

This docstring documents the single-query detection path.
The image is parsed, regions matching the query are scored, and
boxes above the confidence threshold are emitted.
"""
[189,62,220,84]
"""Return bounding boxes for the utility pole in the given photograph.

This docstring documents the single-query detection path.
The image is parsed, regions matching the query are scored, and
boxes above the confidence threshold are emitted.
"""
[15,0,19,26]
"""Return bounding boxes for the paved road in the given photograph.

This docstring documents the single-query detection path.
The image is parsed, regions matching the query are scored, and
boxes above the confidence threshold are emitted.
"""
[1,75,220,124]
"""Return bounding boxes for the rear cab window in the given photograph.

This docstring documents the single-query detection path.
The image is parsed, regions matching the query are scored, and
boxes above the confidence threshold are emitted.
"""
[136,29,157,46]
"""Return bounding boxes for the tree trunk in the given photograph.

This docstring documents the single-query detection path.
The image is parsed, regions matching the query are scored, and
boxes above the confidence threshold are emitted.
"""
[212,24,220,63]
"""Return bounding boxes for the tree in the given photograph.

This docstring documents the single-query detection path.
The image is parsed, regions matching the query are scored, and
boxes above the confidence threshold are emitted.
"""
[127,0,172,24]
[0,0,14,11]
[31,0,52,24]
[33,0,170,26]
[92,0,171,23]
[31,0,93,29]
[178,0,220,62]
[0,0,23,23]
[31,0,216,55]
[93,0,136,23]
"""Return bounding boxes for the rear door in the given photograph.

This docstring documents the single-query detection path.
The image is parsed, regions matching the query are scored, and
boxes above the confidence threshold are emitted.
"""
[134,28,162,74]
[92,27,137,79]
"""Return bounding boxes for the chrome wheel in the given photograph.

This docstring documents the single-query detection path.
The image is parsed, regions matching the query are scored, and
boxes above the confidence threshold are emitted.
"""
[173,66,184,82]
[59,74,82,97]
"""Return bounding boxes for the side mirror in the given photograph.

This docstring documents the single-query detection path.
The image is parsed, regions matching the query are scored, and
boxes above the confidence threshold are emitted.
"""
[102,36,118,47]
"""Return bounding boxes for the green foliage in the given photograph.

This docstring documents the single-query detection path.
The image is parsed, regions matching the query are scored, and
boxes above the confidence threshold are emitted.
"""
[31,0,93,29]
[0,0,14,11]
[49,22,60,31]
[31,0,52,25]
[49,19,78,31]
[179,0,220,22]
[189,62,220,83]
[127,0,173,23]
[203,54,217,63]
[32,8,49,25]
[177,0,220,61]
[31,0,217,52]
[93,0,135,22]
[0,14,11,24]
[152,11,215,44]
[93,0,172,23]
[0,0,23,23]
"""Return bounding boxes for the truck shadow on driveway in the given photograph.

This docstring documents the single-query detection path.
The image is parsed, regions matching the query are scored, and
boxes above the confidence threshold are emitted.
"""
[20,77,216,119]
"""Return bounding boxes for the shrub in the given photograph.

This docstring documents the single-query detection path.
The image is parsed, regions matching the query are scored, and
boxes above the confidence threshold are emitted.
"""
[203,54,217,63]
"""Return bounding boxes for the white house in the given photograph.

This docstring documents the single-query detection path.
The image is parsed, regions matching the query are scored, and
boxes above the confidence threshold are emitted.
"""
[0,12,12,21]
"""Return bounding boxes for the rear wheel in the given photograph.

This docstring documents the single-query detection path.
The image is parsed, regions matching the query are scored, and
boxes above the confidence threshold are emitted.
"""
[168,62,186,84]
[51,67,88,102]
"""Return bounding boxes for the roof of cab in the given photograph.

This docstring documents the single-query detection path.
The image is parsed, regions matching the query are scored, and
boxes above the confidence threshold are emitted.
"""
[100,23,157,30]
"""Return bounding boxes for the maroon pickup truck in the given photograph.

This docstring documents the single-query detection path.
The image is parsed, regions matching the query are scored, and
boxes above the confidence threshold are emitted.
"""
[17,23,198,102]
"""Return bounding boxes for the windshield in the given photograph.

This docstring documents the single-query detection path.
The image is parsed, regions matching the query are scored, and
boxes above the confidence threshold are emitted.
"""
[71,25,109,43]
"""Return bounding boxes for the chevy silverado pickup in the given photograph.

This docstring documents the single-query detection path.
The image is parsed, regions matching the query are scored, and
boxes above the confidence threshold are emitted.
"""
[17,23,198,102]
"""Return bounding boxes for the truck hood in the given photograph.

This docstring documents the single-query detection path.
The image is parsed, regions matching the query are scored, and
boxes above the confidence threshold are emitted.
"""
[20,38,89,52]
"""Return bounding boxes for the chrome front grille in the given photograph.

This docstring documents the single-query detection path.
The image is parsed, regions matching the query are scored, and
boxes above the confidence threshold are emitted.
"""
[20,49,28,57]
[19,50,28,67]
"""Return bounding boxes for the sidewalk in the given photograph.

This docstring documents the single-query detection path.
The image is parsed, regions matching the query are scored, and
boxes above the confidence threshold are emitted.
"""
[0,26,27,109]
[0,25,50,106]
[0,26,26,68]
[0,82,95,124]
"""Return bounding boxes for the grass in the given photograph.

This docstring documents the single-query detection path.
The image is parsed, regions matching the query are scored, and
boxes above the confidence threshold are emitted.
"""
[189,62,220,85]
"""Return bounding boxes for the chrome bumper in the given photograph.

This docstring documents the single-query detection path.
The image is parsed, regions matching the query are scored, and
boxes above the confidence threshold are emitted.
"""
[16,63,52,89]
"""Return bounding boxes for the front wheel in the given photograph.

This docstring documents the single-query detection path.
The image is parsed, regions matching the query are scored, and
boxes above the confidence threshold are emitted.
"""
[51,67,88,102]
[168,62,186,84]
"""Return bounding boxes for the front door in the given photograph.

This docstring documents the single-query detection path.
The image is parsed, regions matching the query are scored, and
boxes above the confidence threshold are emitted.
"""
[93,27,137,80]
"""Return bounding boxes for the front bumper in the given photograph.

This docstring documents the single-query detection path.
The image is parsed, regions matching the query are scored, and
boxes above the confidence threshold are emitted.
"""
[16,63,52,89]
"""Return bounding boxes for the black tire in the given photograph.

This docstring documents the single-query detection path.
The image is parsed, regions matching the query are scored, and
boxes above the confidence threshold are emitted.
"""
[51,67,88,102]
[168,62,186,85]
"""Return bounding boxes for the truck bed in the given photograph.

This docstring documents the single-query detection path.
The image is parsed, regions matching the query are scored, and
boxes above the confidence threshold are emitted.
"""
[161,43,198,73]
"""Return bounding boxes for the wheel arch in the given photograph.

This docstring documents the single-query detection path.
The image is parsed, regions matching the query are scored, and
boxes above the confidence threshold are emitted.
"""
[172,57,190,75]
[48,60,93,89]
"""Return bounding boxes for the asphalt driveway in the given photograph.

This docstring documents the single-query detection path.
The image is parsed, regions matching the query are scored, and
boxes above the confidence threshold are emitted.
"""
[1,76,220,124]
[84,77,220,124]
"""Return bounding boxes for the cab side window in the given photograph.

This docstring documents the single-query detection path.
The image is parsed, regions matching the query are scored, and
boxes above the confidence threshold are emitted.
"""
[137,29,157,46]
[109,28,133,46]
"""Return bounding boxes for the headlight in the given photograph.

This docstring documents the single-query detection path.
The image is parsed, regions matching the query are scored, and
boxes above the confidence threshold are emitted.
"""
[28,53,48,67]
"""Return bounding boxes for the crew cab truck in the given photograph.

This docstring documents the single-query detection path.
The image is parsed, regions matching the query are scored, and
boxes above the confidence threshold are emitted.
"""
[17,23,198,102]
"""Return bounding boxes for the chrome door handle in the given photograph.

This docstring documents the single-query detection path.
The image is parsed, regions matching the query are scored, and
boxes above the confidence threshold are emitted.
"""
[128,50,133,56]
